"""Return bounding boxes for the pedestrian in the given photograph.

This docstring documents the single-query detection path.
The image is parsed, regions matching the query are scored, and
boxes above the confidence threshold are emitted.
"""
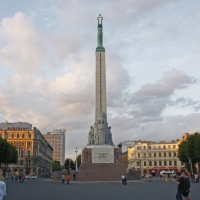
[121,174,125,185]
[124,174,127,185]
[21,175,25,183]
[61,174,65,184]
[66,174,70,185]
[182,172,192,200]
[172,172,185,200]
[73,173,76,181]
[0,181,7,200]
[19,175,22,183]
[194,174,198,183]
[11,174,14,182]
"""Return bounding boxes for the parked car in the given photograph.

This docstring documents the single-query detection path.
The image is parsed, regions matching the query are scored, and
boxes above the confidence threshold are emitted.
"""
[25,175,37,179]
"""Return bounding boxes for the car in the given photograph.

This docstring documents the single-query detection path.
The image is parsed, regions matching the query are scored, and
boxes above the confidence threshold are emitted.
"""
[25,175,37,179]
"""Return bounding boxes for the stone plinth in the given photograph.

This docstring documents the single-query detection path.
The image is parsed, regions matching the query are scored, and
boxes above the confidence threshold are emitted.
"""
[79,163,126,181]
[79,146,126,181]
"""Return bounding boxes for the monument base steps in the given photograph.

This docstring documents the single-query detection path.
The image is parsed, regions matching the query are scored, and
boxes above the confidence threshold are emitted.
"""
[79,163,126,181]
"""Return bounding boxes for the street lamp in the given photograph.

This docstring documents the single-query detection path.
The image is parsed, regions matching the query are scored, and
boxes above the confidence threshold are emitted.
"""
[75,147,78,172]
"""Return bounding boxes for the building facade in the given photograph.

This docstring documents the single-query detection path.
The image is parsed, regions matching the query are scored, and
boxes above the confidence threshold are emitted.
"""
[128,140,185,175]
[43,129,66,166]
[0,121,53,177]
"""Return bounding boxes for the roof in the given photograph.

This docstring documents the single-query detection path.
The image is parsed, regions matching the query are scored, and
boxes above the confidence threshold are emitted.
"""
[0,121,32,130]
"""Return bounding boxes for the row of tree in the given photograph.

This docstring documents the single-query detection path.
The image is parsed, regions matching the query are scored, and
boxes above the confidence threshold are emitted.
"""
[0,137,18,176]
[52,154,81,172]
[178,132,200,173]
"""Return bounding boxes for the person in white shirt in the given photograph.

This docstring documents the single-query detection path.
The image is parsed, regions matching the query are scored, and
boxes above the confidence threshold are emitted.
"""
[61,174,65,184]
[121,174,125,185]
[0,181,6,200]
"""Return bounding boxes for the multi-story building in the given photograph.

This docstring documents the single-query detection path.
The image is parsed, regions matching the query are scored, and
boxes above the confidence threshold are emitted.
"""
[128,140,185,175]
[0,121,53,177]
[43,129,66,166]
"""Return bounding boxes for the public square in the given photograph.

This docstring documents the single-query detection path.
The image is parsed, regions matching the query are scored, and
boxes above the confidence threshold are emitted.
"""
[5,179,199,200]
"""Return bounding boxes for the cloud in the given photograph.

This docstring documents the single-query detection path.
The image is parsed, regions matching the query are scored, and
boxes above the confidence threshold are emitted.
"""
[0,12,46,75]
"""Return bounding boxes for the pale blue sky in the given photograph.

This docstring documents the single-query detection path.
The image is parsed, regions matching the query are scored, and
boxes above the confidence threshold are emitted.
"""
[0,0,200,158]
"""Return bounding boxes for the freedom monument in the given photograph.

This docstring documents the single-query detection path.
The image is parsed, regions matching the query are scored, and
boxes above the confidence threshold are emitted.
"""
[79,15,126,181]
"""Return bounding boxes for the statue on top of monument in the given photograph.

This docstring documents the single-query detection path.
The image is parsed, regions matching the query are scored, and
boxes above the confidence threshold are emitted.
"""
[97,14,103,48]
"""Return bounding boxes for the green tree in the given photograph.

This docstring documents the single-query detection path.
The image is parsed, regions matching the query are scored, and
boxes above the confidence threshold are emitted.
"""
[0,137,18,177]
[178,132,200,173]
[64,158,75,170]
[77,154,81,169]
[52,161,62,172]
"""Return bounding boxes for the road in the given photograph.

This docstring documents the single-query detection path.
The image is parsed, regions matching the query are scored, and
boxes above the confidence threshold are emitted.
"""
[5,178,199,200]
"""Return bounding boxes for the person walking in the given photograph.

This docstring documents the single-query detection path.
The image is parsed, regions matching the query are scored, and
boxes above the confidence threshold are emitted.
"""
[19,175,22,183]
[124,174,127,185]
[182,172,192,200]
[172,172,185,200]
[61,174,65,184]
[121,174,125,185]
[0,181,7,200]
[194,174,198,183]
[73,173,76,181]
[21,175,25,183]
[66,174,70,185]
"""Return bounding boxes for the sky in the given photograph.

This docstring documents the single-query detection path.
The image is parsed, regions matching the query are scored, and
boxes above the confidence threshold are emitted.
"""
[0,0,200,159]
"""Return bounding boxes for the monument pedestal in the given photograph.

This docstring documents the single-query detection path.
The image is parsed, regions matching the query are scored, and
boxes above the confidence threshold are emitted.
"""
[79,146,126,181]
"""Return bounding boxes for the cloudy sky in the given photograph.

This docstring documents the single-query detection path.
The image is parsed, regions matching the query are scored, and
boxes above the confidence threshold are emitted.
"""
[0,0,200,159]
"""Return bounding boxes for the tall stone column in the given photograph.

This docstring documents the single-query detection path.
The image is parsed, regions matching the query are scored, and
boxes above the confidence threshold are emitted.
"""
[95,51,107,123]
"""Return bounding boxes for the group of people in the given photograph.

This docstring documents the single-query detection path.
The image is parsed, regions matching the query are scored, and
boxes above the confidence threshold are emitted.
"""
[121,174,127,185]
[172,172,192,200]
[61,173,76,184]
[190,174,199,183]
[11,174,25,183]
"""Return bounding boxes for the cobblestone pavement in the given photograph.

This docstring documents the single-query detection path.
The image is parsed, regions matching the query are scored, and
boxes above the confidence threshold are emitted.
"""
[5,178,199,200]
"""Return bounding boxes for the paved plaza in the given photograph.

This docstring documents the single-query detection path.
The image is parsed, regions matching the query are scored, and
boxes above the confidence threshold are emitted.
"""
[5,178,199,200]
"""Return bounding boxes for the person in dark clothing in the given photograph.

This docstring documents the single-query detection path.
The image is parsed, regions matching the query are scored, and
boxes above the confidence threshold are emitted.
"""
[73,173,76,181]
[182,172,192,200]
[124,174,127,185]
[172,172,185,200]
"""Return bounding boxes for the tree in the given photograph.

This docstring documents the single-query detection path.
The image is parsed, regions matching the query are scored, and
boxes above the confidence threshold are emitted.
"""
[52,161,62,172]
[77,154,81,169]
[0,137,18,177]
[178,132,200,173]
[64,158,75,170]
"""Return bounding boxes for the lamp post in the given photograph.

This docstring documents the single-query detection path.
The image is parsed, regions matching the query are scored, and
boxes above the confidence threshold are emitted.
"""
[75,147,78,172]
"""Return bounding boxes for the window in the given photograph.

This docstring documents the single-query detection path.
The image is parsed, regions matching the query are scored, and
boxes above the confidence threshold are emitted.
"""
[144,161,146,166]
[154,153,156,157]
[138,153,140,158]
[149,146,151,149]
[137,162,140,166]
[18,127,20,130]
[12,133,14,138]
[22,142,24,146]
[27,150,31,157]
[159,161,162,166]
[21,150,24,157]
[16,142,19,147]
[149,161,152,166]
[13,127,15,130]
[143,146,146,150]
[163,145,166,149]
[144,153,146,158]
[159,153,161,157]
[22,134,24,138]
[27,142,31,147]
[169,161,172,166]
[149,153,151,157]
[154,161,157,166]
[164,153,166,157]
[173,145,176,148]
[29,134,31,138]
[158,146,161,149]
[168,145,171,149]
[169,152,171,157]
[17,134,19,138]
[174,161,177,165]
[174,152,176,157]
[164,161,167,166]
